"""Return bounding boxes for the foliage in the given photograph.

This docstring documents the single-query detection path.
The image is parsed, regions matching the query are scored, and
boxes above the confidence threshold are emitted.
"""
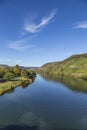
[21,70,29,77]
[4,67,10,73]
[0,64,36,95]
[0,69,5,80]
[13,64,21,76]
[0,64,36,81]
[39,53,87,78]
[3,72,15,80]
[28,70,36,78]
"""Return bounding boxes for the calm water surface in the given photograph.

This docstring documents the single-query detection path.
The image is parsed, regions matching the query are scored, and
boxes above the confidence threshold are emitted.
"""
[0,74,87,130]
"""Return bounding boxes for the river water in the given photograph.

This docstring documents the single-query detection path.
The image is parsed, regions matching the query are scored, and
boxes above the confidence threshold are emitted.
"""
[0,74,87,130]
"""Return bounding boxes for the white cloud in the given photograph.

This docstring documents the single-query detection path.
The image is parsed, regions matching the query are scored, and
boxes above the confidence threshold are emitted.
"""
[74,21,87,29]
[8,39,34,51]
[24,9,57,33]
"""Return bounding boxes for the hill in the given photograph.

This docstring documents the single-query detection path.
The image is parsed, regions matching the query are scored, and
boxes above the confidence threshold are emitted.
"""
[0,64,9,68]
[39,53,87,78]
[0,64,39,70]
[19,66,39,70]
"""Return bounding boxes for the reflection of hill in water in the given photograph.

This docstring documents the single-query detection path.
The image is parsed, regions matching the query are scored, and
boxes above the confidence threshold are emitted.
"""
[40,73,87,93]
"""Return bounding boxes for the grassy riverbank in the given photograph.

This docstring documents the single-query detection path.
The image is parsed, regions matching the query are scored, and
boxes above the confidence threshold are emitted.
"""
[0,77,34,95]
[0,65,36,95]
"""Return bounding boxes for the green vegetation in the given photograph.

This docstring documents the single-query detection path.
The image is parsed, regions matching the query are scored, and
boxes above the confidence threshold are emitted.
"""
[0,65,36,95]
[40,72,87,93]
[3,72,15,80]
[39,53,87,79]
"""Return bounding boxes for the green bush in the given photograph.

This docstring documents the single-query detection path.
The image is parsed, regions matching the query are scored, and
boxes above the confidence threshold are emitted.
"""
[3,72,15,80]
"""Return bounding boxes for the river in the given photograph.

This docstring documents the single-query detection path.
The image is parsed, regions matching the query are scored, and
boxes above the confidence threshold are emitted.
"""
[0,74,87,130]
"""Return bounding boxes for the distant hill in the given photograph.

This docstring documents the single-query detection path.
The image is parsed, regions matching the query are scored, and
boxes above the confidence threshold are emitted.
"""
[19,66,39,70]
[39,53,87,78]
[0,64,39,70]
[0,64,9,68]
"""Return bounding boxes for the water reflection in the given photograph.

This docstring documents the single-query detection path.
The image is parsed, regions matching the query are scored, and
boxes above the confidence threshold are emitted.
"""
[0,75,87,129]
[39,73,87,93]
[0,125,38,130]
[0,81,34,96]
[0,125,86,130]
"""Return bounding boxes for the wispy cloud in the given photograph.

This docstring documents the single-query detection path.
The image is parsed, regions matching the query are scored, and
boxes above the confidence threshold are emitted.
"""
[24,9,57,33]
[7,39,34,51]
[7,9,57,51]
[73,21,87,29]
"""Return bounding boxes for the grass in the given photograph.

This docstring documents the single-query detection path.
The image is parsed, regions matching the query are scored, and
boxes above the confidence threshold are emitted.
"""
[0,81,20,95]
[0,77,33,95]
[39,53,87,78]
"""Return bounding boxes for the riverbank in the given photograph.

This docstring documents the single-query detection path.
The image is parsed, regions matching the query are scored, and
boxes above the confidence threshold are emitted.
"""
[0,77,35,95]
[0,64,36,95]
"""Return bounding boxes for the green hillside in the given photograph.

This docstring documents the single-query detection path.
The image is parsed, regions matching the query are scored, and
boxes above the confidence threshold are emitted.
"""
[39,53,87,78]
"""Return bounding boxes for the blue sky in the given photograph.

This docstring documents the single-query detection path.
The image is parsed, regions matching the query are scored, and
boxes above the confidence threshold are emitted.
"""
[0,0,87,67]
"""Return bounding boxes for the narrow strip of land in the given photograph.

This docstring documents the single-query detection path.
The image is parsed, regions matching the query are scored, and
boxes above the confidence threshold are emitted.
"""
[0,65,36,95]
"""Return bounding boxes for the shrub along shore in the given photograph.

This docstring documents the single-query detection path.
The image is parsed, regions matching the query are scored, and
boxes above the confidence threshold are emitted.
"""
[0,65,36,95]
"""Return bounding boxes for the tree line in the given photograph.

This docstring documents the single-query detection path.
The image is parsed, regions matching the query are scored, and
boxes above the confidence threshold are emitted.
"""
[0,65,36,81]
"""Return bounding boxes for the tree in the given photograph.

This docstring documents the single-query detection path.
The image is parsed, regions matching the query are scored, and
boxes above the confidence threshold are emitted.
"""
[0,69,4,80]
[21,70,28,77]
[3,72,15,80]
[13,64,21,76]
[27,70,36,78]
[4,67,10,73]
